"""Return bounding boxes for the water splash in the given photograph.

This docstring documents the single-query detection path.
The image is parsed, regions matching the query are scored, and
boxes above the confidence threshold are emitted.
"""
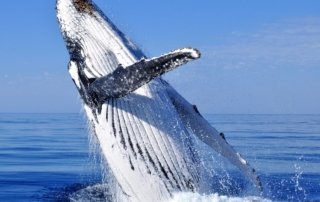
[66,186,270,202]
[291,155,307,201]
[169,192,271,202]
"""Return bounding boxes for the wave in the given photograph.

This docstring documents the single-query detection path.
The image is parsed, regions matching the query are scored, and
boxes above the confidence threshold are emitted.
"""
[67,184,271,202]
[170,192,271,202]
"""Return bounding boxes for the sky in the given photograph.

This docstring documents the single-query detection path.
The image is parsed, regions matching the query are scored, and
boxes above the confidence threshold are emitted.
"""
[0,0,319,114]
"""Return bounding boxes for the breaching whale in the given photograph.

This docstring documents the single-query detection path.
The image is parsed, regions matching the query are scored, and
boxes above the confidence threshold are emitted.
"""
[56,0,262,201]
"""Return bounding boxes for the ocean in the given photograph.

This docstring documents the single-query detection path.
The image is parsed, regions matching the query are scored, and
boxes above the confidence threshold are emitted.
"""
[0,113,319,201]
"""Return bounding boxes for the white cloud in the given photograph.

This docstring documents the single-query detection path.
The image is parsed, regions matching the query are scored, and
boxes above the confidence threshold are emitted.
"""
[202,17,320,69]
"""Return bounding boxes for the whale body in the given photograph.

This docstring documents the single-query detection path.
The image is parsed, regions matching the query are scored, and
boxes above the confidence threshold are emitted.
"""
[56,0,262,201]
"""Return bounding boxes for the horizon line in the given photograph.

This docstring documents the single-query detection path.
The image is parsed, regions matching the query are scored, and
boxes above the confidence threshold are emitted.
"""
[0,112,319,116]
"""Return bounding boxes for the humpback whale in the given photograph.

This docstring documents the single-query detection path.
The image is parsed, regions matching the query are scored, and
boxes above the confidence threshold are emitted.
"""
[56,0,262,201]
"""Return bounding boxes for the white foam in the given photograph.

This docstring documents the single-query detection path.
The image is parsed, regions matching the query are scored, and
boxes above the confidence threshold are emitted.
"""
[169,192,271,202]
[68,184,272,202]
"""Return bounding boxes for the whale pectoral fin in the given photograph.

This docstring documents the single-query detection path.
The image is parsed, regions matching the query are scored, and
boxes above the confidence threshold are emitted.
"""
[166,86,263,191]
[88,48,201,102]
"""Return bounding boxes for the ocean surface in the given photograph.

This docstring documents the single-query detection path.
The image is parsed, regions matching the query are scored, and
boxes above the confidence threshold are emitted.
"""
[0,113,319,201]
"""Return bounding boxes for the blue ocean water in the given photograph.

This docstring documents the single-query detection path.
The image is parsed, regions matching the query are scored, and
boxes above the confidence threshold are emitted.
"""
[0,113,319,201]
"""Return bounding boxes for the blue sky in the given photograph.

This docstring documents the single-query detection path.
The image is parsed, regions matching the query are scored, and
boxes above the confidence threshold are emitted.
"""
[0,0,319,114]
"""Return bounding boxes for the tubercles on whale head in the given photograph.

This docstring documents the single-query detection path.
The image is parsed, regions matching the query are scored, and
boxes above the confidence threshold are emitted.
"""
[57,0,94,11]
[72,0,95,14]
[57,0,101,26]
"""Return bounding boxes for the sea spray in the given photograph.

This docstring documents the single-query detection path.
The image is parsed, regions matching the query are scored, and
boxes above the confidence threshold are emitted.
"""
[292,156,307,201]
[169,192,271,202]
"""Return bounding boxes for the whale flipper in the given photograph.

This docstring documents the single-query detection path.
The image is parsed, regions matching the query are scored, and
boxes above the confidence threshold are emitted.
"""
[88,48,200,102]
[166,85,263,191]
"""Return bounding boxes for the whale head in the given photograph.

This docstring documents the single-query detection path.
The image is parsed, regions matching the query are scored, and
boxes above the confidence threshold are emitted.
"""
[56,0,145,76]
[56,0,200,107]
